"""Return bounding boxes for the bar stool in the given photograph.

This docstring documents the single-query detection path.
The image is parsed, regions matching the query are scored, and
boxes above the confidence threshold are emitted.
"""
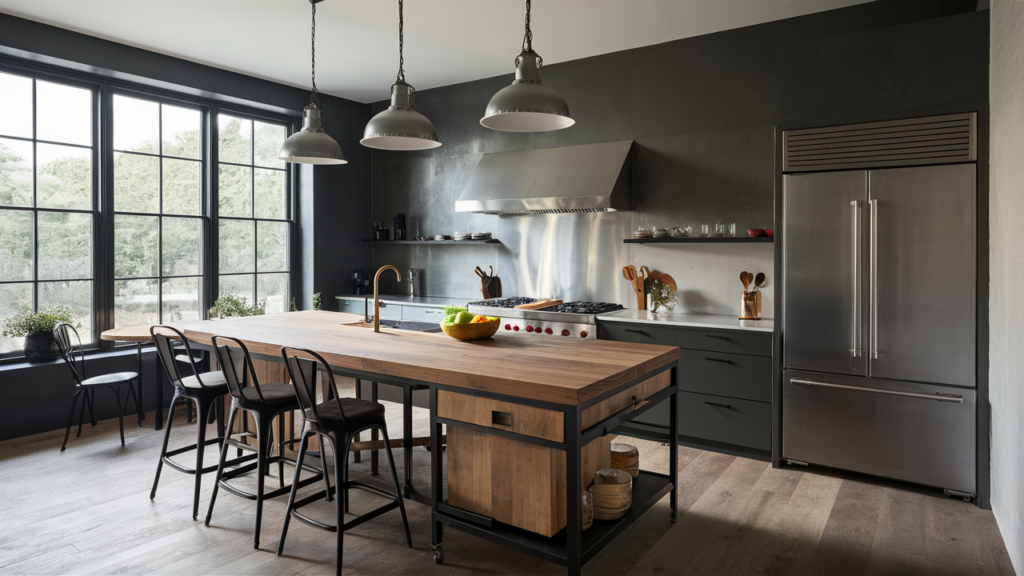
[148,325,228,519]
[205,336,329,549]
[54,323,139,451]
[278,347,411,576]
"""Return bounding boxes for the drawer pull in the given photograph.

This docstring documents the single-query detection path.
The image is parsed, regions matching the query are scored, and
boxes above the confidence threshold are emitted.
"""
[705,334,731,341]
[704,357,732,364]
[491,410,513,427]
[791,378,963,403]
[624,329,647,335]
[704,401,732,409]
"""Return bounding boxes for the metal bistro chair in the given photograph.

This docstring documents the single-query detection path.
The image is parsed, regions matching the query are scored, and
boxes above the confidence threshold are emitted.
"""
[278,347,411,576]
[149,325,228,519]
[205,336,329,549]
[54,323,139,451]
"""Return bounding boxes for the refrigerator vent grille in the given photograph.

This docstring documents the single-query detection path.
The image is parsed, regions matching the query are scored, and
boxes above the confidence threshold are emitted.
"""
[783,113,976,172]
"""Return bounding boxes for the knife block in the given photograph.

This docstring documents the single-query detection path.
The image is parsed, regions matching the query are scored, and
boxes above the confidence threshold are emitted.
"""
[740,291,761,320]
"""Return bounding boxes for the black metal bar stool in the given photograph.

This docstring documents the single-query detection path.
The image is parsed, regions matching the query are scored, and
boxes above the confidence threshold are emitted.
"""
[54,323,139,451]
[278,347,411,576]
[148,325,228,519]
[205,336,329,549]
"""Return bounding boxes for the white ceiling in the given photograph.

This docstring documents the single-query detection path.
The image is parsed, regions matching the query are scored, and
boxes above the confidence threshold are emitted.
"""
[0,0,870,103]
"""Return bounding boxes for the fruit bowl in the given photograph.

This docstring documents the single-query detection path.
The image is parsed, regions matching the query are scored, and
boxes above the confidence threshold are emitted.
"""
[441,319,500,341]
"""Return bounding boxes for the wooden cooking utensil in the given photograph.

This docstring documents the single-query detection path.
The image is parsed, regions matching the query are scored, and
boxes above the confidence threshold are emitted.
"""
[740,271,752,291]
[623,266,646,310]
[753,272,765,292]
[514,299,563,310]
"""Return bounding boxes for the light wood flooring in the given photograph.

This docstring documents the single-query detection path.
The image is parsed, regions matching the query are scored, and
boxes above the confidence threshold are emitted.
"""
[0,378,1014,576]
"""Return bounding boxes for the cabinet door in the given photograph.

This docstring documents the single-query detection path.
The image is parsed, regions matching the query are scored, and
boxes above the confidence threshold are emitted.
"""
[868,165,975,387]
[783,171,869,376]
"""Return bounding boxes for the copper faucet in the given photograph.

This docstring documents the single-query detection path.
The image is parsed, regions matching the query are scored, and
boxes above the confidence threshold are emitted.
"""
[372,265,401,332]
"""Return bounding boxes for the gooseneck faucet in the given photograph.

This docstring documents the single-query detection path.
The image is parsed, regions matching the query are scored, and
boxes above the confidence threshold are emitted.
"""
[373,265,401,333]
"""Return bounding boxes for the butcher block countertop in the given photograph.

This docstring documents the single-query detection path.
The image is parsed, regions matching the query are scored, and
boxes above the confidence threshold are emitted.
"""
[182,310,678,406]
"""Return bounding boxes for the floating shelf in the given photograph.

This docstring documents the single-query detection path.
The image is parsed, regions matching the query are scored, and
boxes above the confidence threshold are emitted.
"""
[624,236,773,244]
[363,239,500,245]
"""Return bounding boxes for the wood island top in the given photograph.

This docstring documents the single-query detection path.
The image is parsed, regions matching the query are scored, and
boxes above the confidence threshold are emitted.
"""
[181,310,678,406]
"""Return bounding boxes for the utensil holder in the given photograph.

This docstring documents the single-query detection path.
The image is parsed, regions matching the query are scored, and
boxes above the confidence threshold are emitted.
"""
[740,290,761,320]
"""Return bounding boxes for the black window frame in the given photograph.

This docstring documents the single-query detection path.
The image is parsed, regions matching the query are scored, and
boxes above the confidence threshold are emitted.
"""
[0,56,299,363]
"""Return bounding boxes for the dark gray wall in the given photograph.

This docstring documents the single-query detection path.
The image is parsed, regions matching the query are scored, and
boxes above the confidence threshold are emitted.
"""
[367,0,979,298]
[0,11,373,440]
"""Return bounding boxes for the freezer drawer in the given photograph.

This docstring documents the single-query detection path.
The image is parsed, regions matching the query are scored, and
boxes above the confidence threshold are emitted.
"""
[783,371,975,494]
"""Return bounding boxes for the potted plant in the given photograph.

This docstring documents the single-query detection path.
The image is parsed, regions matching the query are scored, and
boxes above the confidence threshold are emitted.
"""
[208,293,267,319]
[648,280,678,318]
[0,306,80,359]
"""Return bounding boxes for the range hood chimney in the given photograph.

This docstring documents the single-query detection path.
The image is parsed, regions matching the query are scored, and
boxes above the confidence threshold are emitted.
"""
[455,140,633,215]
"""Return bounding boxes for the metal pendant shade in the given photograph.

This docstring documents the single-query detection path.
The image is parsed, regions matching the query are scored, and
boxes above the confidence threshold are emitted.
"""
[279,0,346,165]
[362,0,441,151]
[480,0,574,132]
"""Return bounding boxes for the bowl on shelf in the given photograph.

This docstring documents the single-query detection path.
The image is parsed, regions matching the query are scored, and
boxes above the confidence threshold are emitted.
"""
[764,229,774,237]
[611,443,640,478]
[440,318,500,341]
[590,468,632,520]
[746,228,766,237]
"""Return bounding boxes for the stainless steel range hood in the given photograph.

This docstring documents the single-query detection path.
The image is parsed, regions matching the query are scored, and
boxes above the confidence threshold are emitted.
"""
[455,140,633,215]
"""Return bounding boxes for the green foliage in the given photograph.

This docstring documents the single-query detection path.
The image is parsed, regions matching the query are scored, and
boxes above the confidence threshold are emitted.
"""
[649,280,678,314]
[208,293,266,319]
[443,305,468,317]
[1,306,80,338]
[313,292,322,311]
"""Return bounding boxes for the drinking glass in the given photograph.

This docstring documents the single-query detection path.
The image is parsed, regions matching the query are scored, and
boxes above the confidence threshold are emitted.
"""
[700,224,710,237]
[727,223,737,237]
[714,224,725,237]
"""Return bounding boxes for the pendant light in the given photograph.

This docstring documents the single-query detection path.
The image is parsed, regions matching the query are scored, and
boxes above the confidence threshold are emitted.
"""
[361,0,441,150]
[279,0,346,165]
[480,0,574,132]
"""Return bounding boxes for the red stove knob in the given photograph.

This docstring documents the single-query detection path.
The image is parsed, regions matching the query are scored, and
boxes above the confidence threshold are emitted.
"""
[534,327,542,333]
[544,327,553,335]
[580,330,589,338]
[504,324,511,330]
[561,329,570,336]
[513,325,520,331]
[525,326,534,332]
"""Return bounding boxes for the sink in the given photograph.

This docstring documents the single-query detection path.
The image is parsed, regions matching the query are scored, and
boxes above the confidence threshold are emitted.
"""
[341,319,442,333]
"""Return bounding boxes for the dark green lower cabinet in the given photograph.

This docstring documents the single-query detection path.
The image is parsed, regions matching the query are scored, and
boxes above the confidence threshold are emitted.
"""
[600,320,773,460]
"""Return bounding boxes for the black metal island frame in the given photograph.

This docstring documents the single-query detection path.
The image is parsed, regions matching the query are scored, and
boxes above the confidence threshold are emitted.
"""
[182,310,680,576]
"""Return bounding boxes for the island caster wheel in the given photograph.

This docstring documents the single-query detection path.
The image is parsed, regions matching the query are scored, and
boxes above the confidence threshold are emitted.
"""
[432,546,444,564]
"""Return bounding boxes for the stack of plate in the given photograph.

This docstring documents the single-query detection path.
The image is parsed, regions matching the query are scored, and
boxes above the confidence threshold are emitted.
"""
[471,232,492,240]
[591,468,632,521]
[453,232,471,241]
[610,443,639,478]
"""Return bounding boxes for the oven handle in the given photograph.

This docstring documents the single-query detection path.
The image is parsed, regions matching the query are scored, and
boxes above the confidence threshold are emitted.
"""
[791,378,963,403]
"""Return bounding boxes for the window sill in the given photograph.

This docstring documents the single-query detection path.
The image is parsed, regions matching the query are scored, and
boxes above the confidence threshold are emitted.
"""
[0,346,152,372]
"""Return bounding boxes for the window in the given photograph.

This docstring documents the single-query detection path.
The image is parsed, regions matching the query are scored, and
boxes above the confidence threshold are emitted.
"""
[217,114,290,314]
[113,94,204,327]
[0,71,95,353]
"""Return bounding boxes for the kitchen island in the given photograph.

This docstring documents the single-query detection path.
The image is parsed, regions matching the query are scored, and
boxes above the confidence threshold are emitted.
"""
[181,310,680,575]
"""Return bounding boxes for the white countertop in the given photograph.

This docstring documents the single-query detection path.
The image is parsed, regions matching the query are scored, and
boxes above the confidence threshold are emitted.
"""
[597,309,774,333]
[335,294,470,308]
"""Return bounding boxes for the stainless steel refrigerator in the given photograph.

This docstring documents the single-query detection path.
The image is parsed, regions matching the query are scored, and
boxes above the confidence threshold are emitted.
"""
[782,163,977,497]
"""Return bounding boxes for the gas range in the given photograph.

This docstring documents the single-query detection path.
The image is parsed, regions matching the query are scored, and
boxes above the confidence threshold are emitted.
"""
[467,297,624,339]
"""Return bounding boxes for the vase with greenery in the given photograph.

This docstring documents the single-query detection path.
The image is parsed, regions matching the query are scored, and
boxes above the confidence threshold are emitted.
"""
[208,293,266,319]
[0,306,80,358]
[648,280,678,317]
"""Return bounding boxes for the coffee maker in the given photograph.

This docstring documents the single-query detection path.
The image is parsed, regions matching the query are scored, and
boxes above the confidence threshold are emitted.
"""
[351,269,370,295]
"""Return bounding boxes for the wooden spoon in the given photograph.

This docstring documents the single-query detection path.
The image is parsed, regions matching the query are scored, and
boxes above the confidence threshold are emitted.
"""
[753,272,765,292]
[740,271,751,292]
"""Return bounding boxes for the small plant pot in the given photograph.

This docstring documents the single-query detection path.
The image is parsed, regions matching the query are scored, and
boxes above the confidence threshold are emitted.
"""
[24,330,59,360]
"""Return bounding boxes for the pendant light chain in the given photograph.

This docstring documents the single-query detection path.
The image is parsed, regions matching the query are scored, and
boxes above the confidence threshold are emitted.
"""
[396,0,406,84]
[522,0,533,53]
[310,2,321,107]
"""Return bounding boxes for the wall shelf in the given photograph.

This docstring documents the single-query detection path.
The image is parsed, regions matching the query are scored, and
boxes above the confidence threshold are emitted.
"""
[363,239,500,245]
[624,236,773,244]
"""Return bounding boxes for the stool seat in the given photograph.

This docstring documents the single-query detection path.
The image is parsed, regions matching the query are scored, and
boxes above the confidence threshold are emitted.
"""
[181,371,227,388]
[81,371,138,387]
[240,382,297,404]
[306,398,385,425]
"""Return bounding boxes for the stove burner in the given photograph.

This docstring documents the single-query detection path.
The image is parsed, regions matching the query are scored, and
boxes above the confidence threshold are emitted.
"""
[471,297,537,308]
[541,301,624,314]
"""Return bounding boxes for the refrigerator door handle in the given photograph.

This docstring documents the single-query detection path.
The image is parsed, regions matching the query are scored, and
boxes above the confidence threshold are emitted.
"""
[850,201,862,358]
[869,198,879,360]
[791,378,964,403]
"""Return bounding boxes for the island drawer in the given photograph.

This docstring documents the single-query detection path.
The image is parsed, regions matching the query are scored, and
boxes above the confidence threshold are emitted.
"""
[438,390,564,443]
[677,328,772,357]
[598,323,677,347]
[677,349,772,402]
[402,306,447,323]
[677,391,771,451]
[581,370,672,430]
